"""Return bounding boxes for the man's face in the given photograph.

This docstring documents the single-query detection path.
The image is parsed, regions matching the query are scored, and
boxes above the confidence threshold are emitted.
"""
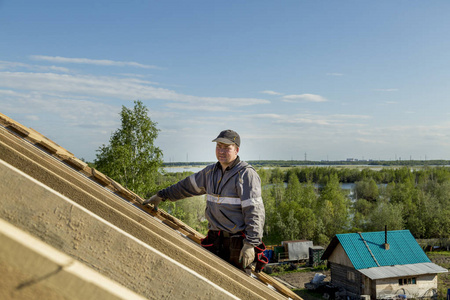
[215,142,239,166]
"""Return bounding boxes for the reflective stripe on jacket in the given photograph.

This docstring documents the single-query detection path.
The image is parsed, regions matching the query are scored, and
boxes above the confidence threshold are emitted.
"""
[158,158,265,246]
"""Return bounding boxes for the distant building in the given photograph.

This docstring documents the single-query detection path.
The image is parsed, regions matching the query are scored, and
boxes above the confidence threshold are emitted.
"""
[321,230,448,299]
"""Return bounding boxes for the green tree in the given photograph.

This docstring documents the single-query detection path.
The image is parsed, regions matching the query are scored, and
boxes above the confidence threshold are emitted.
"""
[284,172,302,203]
[366,201,404,232]
[95,100,162,197]
[299,181,317,209]
[262,180,285,244]
[270,167,286,183]
[354,179,379,202]
[257,168,270,187]
[351,198,375,232]
[165,196,208,235]
[317,174,351,238]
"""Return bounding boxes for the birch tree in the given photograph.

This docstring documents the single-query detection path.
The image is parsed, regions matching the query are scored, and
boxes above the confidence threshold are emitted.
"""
[95,100,162,197]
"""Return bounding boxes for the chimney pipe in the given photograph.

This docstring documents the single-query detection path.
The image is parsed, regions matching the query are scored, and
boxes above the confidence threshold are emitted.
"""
[384,225,390,250]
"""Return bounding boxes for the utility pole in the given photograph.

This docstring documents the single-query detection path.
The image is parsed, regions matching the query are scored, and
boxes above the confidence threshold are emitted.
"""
[304,152,307,162]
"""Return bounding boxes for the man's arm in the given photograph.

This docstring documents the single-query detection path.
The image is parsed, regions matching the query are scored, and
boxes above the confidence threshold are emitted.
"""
[239,168,265,246]
[143,165,211,208]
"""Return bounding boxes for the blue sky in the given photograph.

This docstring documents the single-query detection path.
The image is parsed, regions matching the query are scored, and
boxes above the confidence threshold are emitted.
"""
[1,1,450,163]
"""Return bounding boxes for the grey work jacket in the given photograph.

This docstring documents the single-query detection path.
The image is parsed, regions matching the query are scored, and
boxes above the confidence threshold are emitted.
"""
[158,157,265,246]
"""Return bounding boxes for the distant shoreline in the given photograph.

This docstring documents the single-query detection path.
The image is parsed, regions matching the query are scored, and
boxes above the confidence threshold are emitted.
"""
[163,159,450,168]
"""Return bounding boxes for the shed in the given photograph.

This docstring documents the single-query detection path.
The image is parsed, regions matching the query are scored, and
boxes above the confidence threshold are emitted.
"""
[321,230,448,299]
[281,240,313,261]
[309,246,325,266]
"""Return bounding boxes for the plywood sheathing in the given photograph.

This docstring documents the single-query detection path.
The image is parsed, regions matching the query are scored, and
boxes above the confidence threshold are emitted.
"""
[0,218,148,300]
[0,126,286,299]
[0,113,205,244]
[0,161,239,300]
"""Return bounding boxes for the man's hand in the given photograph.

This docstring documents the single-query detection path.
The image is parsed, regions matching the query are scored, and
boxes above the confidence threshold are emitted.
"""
[239,241,255,269]
[143,194,163,211]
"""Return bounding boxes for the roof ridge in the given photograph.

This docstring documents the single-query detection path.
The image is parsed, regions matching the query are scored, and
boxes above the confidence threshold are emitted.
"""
[358,232,380,267]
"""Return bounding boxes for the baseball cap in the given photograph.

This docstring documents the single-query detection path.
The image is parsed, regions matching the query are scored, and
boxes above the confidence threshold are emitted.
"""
[212,129,240,147]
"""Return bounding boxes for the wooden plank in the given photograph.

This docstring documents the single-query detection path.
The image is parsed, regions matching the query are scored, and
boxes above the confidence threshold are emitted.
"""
[91,169,112,187]
[0,113,74,159]
[64,156,89,171]
[38,138,60,154]
[27,127,75,158]
[0,113,17,127]
[8,123,30,136]
[254,271,301,300]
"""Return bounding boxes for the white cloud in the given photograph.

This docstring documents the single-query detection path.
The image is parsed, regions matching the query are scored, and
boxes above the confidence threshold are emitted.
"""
[374,88,399,92]
[116,73,151,79]
[260,90,283,96]
[25,115,40,121]
[276,116,331,125]
[0,71,269,114]
[166,103,231,112]
[0,71,174,100]
[355,138,388,144]
[0,61,30,69]
[191,96,269,106]
[0,60,70,73]
[166,96,270,111]
[250,114,283,119]
[282,94,328,103]
[332,114,371,120]
[248,113,363,127]
[30,55,161,69]
[0,89,119,126]
[0,89,18,96]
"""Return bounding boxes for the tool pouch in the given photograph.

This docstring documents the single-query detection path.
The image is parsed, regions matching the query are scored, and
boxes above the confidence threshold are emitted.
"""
[200,230,220,255]
[253,242,269,273]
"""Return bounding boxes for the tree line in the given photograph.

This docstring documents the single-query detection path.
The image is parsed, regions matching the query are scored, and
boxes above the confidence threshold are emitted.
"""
[258,166,450,245]
[164,159,450,168]
[92,101,450,247]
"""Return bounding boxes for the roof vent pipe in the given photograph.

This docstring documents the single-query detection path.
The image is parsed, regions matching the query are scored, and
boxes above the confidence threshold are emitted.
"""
[384,225,390,250]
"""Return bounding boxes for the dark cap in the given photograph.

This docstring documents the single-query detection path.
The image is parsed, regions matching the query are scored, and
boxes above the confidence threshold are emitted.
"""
[212,129,240,147]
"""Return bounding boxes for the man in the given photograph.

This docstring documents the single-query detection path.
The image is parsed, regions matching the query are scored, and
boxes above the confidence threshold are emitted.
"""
[144,129,266,272]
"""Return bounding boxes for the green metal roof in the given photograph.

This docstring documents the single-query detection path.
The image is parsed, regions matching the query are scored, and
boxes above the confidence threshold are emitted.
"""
[336,230,430,270]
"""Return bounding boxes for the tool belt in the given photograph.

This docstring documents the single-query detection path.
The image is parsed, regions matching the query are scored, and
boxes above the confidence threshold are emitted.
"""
[200,230,243,247]
[201,230,268,272]
[200,230,245,268]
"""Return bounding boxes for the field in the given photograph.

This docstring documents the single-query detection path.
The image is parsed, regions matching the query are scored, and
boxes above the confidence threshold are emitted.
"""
[270,265,331,300]
[428,251,450,299]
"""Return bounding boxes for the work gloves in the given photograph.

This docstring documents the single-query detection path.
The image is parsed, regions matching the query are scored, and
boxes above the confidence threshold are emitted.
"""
[239,241,255,269]
[143,194,163,211]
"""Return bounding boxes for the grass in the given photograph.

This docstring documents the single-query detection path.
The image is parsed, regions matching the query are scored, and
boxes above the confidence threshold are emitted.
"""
[269,253,449,299]
[426,251,450,300]
[267,263,328,277]
[293,289,324,300]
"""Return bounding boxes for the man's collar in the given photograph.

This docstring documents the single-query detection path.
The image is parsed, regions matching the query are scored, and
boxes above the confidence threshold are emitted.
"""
[227,156,240,170]
[215,156,240,171]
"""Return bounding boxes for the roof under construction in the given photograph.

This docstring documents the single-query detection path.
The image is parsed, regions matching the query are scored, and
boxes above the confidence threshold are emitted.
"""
[0,112,300,300]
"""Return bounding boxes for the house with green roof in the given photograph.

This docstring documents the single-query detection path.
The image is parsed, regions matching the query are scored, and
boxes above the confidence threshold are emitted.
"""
[321,229,448,299]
